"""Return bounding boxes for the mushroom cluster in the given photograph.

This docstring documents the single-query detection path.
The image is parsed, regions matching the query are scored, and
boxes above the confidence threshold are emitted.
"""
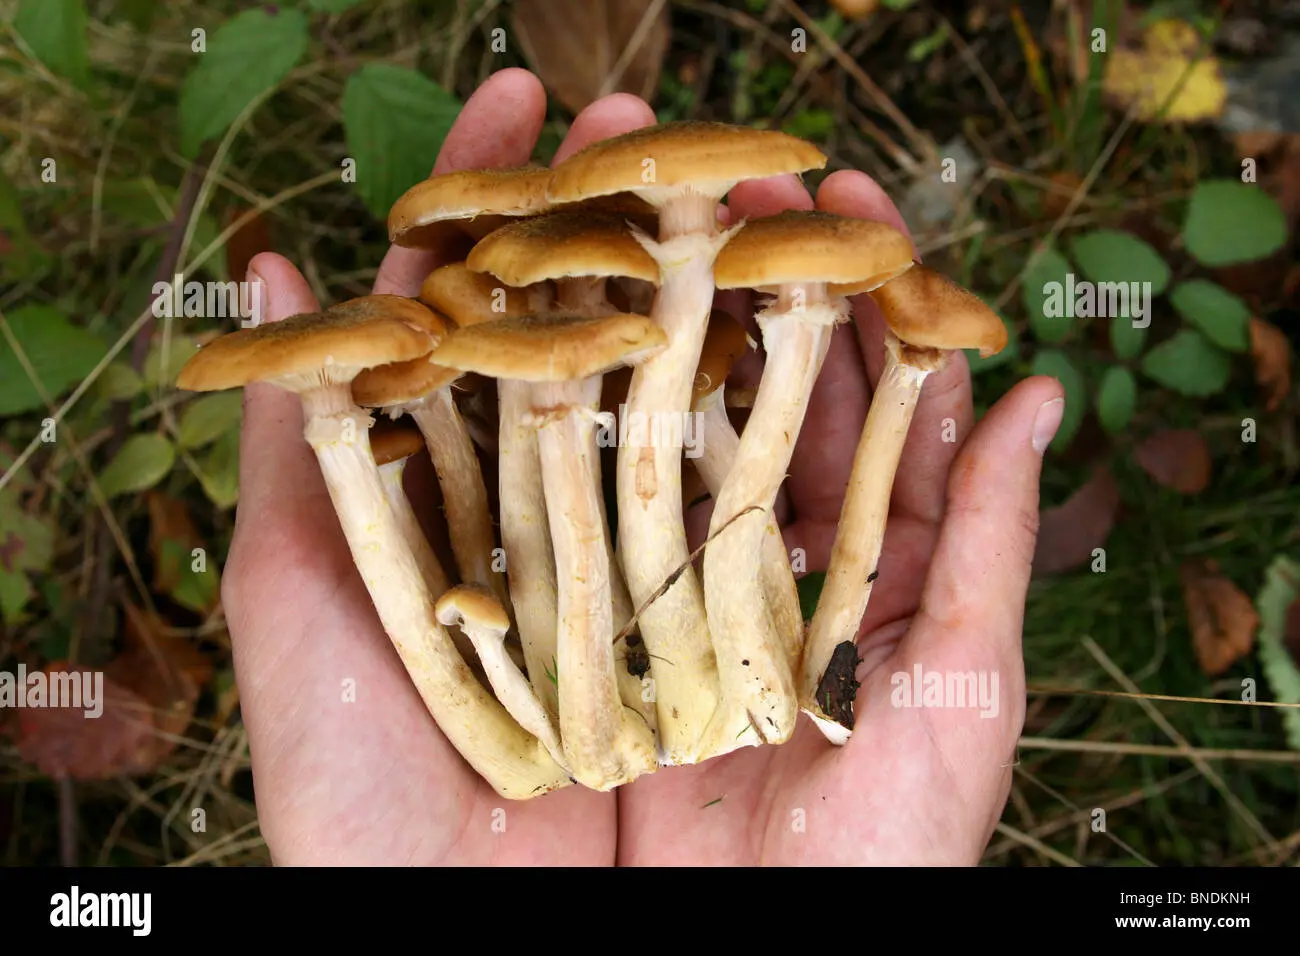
[176,121,1007,799]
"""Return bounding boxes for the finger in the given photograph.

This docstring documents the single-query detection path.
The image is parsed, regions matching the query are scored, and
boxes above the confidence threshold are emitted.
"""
[553,92,657,164]
[372,68,549,297]
[235,252,325,528]
[814,170,972,524]
[904,376,1064,666]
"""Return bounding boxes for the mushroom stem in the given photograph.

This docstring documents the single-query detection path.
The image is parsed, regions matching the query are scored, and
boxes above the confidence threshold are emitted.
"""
[299,385,568,798]
[702,289,838,748]
[534,376,658,789]
[691,390,802,680]
[799,333,939,743]
[406,390,510,610]
[435,587,568,771]
[619,219,737,763]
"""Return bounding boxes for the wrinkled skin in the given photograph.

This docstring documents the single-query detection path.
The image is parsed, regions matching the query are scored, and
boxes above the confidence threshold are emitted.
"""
[223,69,1064,865]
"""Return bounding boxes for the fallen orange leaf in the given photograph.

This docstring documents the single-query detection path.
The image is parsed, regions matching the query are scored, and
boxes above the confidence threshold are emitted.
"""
[1249,317,1292,412]
[1133,429,1211,494]
[1033,465,1120,576]
[1180,559,1259,677]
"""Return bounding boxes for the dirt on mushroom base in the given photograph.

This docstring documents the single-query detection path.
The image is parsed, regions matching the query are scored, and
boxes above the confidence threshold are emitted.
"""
[816,641,863,731]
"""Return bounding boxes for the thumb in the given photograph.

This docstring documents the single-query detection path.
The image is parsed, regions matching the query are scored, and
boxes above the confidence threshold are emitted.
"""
[903,375,1065,666]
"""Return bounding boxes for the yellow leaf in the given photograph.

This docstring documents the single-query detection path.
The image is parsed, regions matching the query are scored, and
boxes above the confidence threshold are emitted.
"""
[1102,18,1225,123]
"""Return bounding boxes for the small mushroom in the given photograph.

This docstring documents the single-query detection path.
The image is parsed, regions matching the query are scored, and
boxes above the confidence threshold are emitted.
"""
[705,211,914,746]
[352,308,511,613]
[388,166,553,250]
[546,121,827,763]
[430,312,667,790]
[799,264,1007,744]
[435,585,568,771]
[175,295,569,799]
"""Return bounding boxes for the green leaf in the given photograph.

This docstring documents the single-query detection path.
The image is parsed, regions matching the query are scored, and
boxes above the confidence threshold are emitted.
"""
[1255,556,1300,752]
[1139,329,1231,396]
[177,392,243,449]
[195,428,240,509]
[1182,180,1287,267]
[1109,314,1148,360]
[797,572,825,623]
[1021,248,1074,344]
[342,64,463,218]
[144,334,200,390]
[1168,279,1251,352]
[0,570,35,626]
[98,433,176,498]
[1095,366,1136,434]
[1069,228,1170,296]
[96,362,145,401]
[0,171,51,282]
[307,0,370,11]
[0,496,55,574]
[906,24,949,63]
[171,561,220,615]
[0,305,104,416]
[782,109,835,141]
[178,8,309,158]
[1031,350,1085,452]
[15,0,90,88]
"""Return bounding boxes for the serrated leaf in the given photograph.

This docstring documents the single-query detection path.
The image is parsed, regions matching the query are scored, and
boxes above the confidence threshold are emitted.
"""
[1140,329,1231,396]
[1255,556,1300,752]
[177,392,243,449]
[178,8,309,158]
[1168,279,1251,352]
[1069,229,1171,296]
[1031,350,1085,452]
[1021,248,1074,343]
[15,0,90,88]
[98,434,176,499]
[1182,180,1287,267]
[195,428,239,509]
[342,64,463,218]
[1095,366,1136,434]
[0,306,104,416]
[1110,314,1148,360]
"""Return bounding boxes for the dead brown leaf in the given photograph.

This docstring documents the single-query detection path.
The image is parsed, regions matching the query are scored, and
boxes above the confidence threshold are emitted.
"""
[510,0,670,115]
[1249,317,1292,412]
[829,0,879,19]
[147,490,204,596]
[1133,429,1211,494]
[224,205,273,283]
[1180,559,1259,676]
[1033,465,1120,576]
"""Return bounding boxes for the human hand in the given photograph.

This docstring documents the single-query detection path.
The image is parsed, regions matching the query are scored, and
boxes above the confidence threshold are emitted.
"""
[651,165,1066,865]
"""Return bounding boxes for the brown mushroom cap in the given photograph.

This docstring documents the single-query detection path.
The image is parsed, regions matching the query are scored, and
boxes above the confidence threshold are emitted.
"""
[713,211,915,291]
[419,263,544,327]
[389,166,553,248]
[434,583,511,635]
[546,121,827,205]
[868,264,1009,357]
[466,210,660,287]
[369,416,425,466]
[692,309,751,406]
[175,295,441,392]
[430,312,668,382]
[353,354,464,407]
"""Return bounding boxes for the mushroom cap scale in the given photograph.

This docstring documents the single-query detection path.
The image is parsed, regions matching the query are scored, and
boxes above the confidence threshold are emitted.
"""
[419,263,542,328]
[868,264,1009,357]
[435,584,512,634]
[388,166,553,247]
[175,295,441,392]
[546,121,827,205]
[430,312,668,382]
[713,211,915,291]
[369,417,425,466]
[467,211,659,287]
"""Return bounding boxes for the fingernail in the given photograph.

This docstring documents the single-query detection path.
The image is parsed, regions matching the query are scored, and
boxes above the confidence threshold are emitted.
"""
[1032,398,1065,454]
[245,265,268,329]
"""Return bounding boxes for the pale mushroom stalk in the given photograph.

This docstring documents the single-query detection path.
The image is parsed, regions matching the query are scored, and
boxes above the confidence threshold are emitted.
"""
[302,384,568,797]
[799,336,934,743]
[702,284,839,749]
[691,389,803,677]
[435,586,568,771]
[376,453,452,600]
